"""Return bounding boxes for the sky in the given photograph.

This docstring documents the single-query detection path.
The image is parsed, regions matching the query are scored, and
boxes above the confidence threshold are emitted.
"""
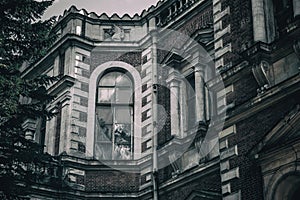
[42,0,160,19]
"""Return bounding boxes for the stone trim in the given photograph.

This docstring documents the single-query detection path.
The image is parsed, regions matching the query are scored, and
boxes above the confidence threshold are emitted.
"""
[220,145,238,160]
[214,7,230,23]
[215,39,223,50]
[220,160,230,172]
[219,125,236,139]
[215,25,231,41]
[220,139,228,150]
[214,20,223,32]
[215,43,232,59]
[221,167,240,182]
[222,183,231,195]
[223,190,241,200]
[213,2,222,14]
[215,57,224,69]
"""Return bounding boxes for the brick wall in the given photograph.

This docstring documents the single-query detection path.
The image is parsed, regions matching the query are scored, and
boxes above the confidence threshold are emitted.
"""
[159,172,221,200]
[90,51,142,73]
[179,5,213,36]
[226,70,259,107]
[85,170,140,192]
[227,91,300,199]
[222,0,253,66]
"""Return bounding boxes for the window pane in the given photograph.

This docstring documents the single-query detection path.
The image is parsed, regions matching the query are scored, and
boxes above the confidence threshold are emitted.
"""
[116,73,132,87]
[95,142,112,160]
[115,107,132,123]
[99,72,116,86]
[113,123,132,160]
[95,119,112,141]
[116,88,133,103]
[96,107,113,124]
[98,88,115,103]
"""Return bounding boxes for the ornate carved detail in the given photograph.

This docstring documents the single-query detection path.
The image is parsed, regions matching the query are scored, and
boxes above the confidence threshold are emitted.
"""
[252,60,272,94]
[104,25,125,41]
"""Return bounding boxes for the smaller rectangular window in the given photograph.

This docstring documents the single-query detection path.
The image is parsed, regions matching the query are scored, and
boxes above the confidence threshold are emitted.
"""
[142,55,148,64]
[186,75,196,129]
[75,53,87,63]
[58,52,65,75]
[54,104,62,155]
[76,25,82,35]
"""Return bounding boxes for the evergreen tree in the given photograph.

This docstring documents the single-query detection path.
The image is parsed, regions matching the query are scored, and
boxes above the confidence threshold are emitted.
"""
[0,0,59,198]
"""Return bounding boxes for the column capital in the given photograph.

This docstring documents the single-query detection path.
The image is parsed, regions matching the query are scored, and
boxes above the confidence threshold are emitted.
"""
[193,64,206,73]
[22,118,37,132]
[166,69,182,86]
[22,118,37,140]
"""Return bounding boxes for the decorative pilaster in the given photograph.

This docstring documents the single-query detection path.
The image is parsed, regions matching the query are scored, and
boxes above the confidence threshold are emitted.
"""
[293,0,300,18]
[251,0,267,42]
[167,69,181,137]
[194,64,206,123]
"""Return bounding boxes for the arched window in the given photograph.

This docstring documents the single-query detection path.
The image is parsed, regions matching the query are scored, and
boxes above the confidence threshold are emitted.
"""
[95,71,134,160]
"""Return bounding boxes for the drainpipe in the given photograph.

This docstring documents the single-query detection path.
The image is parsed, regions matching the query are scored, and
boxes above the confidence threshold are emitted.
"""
[151,29,159,200]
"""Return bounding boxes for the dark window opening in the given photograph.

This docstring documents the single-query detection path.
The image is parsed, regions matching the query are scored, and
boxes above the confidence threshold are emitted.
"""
[186,75,196,130]
[54,104,62,155]
[273,0,294,36]
[58,52,65,75]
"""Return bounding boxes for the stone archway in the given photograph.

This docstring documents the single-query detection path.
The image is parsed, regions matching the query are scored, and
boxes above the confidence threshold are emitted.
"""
[273,173,300,200]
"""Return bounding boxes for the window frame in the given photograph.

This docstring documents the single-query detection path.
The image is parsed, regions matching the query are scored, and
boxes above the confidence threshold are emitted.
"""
[86,61,142,160]
[95,71,134,160]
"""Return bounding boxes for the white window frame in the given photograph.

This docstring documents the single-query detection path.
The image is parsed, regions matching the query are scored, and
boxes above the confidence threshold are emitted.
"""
[86,61,142,160]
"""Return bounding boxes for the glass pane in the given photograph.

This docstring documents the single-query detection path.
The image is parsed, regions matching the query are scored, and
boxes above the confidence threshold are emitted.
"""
[113,123,132,160]
[98,88,115,103]
[96,107,113,124]
[99,72,116,86]
[115,107,132,123]
[114,123,131,144]
[96,120,112,141]
[116,88,133,103]
[95,142,112,160]
[116,73,132,87]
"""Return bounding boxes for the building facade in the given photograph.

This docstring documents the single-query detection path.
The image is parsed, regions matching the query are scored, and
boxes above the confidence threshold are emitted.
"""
[21,0,300,199]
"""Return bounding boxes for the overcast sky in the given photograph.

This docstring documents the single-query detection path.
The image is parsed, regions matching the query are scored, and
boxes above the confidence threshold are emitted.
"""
[42,0,160,19]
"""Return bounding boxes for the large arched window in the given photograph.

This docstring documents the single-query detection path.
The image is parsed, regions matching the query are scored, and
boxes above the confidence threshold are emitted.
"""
[95,71,134,160]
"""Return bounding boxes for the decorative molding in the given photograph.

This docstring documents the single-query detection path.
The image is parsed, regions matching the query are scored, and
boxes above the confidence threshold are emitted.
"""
[252,60,273,94]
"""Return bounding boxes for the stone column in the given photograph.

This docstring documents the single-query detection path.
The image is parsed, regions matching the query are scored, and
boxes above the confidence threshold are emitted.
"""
[194,65,206,123]
[22,119,37,140]
[251,0,267,42]
[294,0,300,18]
[167,70,181,137]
